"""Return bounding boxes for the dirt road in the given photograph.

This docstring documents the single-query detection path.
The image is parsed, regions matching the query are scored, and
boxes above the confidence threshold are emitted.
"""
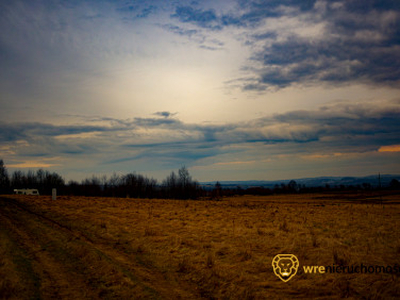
[0,196,196,299]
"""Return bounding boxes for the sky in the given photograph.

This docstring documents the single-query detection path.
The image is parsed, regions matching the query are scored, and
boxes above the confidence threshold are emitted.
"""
[1,0,400,182]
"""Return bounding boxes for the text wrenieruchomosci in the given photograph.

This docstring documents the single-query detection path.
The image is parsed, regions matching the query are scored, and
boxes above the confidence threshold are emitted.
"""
[272,254,399,282]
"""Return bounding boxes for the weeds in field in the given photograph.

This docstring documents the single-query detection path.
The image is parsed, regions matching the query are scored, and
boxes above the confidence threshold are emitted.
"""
[206,252,215,268]
[1,193,400,299]
[333,248,350,265]
[177,256,191,273]
[279,219,289,232]
[144,226,157,237]
[310,229,318,247]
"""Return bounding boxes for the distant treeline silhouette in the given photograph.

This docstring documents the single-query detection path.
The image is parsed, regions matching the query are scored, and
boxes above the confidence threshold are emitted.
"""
[0,160,202,199]
[212,178,400,198]
[67,166,202,199]
[0,159,399,199]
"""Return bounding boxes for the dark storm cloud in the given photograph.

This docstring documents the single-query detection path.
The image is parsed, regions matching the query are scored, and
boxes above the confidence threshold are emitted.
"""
[172,6,221,30]
[170,0,400,89]
[1,101,399,168]
[133,117,181,127]
[237,99,400,150]
[153,111,177,118]
[3,99,400,148]
[247,34,400,89]
[234,0,316,26]
[171,1,317,29]
[116,100,400,163]
[268,101,400,144]
[115,1,158,19]
[170,0,322,30]
[244,0,400,89]
[0,122,116,143]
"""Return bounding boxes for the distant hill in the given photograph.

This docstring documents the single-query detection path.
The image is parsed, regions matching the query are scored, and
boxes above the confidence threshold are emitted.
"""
[201,174,400,190]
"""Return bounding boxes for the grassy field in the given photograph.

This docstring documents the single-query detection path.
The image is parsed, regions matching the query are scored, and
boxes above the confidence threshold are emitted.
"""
[0,192,399,299]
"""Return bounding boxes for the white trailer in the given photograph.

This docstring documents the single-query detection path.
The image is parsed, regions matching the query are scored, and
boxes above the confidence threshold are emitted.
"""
[13,189,40,195]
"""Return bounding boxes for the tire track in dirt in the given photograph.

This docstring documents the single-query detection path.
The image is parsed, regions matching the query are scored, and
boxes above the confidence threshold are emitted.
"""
[0,197,198,299]
[0,206,99,299]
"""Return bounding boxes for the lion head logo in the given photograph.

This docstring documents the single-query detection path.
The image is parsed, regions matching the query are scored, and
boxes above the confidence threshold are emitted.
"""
[272,254,299,282]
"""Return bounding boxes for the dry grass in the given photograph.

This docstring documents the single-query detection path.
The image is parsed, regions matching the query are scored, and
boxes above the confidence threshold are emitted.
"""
[0,192,399,299]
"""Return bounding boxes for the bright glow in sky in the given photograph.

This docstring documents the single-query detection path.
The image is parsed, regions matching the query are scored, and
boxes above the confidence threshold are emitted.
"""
[1,0,399,182]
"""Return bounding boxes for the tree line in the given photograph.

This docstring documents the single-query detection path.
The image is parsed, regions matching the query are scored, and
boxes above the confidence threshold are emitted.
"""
[1,159,399,199]
[211,179,400,198]
[0,160,203,199]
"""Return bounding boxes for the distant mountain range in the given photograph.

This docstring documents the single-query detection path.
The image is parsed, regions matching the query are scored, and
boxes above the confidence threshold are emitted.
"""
[201,174,400,190]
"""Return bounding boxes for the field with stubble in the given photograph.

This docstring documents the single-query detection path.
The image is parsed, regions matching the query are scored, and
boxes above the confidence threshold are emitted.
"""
[0,192,399,299]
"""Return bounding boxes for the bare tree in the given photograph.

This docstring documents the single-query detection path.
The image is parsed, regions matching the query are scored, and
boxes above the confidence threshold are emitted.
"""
[178,166,191,188]
[0,159,10,194]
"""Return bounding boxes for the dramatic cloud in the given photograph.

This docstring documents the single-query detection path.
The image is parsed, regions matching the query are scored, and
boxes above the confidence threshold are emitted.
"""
[172,6,221,30]
[153,111,177,118]
[2,99,399,179]
[169,0,400,89]
[249,1,400,89]
[1,0,399,180]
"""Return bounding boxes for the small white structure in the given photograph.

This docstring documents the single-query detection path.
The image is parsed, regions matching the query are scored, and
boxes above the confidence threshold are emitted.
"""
[52,188,56,200]
[13,189,40,195]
